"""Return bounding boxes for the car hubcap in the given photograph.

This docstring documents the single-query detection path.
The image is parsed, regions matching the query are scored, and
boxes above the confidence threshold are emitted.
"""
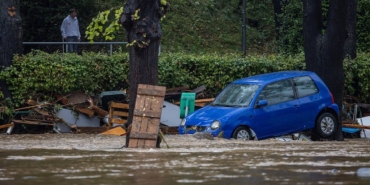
[237,130,250,140]
[320,116,334,134]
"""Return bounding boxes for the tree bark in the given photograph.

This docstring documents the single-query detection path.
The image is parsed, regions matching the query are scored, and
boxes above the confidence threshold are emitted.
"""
[120,0,168,147]
[343,0,357,59]
[302,0,356,141]
[0,0,22,99]
[272,0,283,40]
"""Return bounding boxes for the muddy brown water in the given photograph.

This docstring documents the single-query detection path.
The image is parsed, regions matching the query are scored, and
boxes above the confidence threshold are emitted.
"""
[1,134,370,185]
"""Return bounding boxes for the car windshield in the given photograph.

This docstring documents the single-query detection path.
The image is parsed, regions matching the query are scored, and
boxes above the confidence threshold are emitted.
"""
[213,84,260,107]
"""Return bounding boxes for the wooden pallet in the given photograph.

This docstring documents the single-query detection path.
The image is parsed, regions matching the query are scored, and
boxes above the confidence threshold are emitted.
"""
[129,84,166,148]
[108,102,129,127]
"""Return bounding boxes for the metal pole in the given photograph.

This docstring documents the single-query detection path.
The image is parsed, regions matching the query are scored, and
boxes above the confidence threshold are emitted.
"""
[242,0,246,57]
[62,38,64,53]
[110,44,113,55]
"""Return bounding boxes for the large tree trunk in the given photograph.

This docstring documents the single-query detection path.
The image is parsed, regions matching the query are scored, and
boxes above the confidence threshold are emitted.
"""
[302,0,356,141]
[120,0,168,147]
[0,0,22,99]
[343,0,357,59]
[272,0,283,41]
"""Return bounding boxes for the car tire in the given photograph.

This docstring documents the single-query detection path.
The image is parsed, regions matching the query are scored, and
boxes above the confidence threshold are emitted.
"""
[232,126,253,140]
[315,112,337,138]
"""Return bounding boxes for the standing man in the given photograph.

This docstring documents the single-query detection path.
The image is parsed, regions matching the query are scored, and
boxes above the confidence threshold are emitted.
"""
[60,8,81,53]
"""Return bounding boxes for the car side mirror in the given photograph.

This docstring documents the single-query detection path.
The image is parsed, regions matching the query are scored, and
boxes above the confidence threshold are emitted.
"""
[257,100,268,107]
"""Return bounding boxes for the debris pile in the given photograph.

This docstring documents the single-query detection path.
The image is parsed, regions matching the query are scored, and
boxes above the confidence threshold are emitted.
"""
[0,85,212,138]
[342,97,370,138]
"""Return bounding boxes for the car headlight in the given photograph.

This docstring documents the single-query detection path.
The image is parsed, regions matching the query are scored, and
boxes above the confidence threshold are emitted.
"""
[180,119,186,127]
[210,120,221,130]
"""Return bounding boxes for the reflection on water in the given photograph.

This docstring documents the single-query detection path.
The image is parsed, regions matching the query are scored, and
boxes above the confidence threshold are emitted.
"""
[1,149,370,185]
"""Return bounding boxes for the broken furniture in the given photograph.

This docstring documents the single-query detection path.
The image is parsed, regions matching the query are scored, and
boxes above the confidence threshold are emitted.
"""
[129,84,166,148]
[108,102,129,127]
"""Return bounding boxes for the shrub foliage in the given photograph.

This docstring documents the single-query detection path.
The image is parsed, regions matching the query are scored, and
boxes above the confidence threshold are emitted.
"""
[3,51,370,108]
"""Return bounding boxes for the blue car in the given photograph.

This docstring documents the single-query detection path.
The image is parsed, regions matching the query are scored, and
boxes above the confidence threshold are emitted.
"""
[178,71,339,140]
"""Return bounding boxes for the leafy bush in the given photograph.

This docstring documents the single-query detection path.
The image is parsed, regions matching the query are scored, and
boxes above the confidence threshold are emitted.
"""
[0,51,129,107]
[343,53,370,102]
[3,51,370,107]
[158,52,305,97]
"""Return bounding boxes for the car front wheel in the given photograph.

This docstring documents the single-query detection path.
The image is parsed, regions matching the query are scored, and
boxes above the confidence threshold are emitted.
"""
[315,112,337,138]
[232,126,253,140]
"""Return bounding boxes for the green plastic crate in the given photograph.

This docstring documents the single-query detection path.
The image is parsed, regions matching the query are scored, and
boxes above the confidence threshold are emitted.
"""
[180,92,196,119]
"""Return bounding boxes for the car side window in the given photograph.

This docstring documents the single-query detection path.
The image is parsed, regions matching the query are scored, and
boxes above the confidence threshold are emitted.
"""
[293,76,319,98]
[257,79,295,106]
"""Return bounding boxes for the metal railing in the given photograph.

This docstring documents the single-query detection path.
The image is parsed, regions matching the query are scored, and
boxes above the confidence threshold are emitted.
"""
[23,42,128,55]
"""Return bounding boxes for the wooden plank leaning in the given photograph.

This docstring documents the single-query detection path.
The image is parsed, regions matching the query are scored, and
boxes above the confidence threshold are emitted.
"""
[128,84,166,148]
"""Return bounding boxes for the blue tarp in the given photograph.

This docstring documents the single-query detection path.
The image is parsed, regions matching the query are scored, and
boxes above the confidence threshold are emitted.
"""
[342,127,361,134]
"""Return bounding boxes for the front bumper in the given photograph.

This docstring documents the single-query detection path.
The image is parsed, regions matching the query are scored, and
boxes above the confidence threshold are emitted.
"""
[178,125,222,137]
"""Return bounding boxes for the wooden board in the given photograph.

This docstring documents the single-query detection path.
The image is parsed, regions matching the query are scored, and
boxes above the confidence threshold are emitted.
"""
[343,124,370,130]
[0,123,14,130]
[101,126,126,136]
[129,84,166,148]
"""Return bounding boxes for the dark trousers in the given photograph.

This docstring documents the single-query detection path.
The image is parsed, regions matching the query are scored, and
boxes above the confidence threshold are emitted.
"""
[66,36,78,53]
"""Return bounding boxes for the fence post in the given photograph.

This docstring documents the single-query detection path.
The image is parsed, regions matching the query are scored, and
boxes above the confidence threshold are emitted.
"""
[62,38,64,54]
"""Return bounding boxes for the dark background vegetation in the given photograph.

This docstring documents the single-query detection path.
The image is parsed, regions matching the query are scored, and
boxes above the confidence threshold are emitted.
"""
[13,0,370,104]
[1,0,368,136]
[20,0,370,55]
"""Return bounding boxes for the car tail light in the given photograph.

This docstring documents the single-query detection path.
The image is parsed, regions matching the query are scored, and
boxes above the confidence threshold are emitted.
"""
[330,92,335,104]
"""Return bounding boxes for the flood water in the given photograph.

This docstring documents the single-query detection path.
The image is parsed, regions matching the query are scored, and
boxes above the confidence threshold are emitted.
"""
[1,147,370,185]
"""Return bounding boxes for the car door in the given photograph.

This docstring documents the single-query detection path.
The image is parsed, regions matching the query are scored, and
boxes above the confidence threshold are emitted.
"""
[292,76,320,129]
[252,79,301,139]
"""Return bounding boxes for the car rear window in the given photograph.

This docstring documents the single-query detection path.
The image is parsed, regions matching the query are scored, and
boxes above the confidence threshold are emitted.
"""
[293,76,319,98]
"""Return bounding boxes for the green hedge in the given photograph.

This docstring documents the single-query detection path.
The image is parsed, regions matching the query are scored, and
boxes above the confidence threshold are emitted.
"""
[0,51,129,107]
[158,53,305,97]
[2,51,370,107]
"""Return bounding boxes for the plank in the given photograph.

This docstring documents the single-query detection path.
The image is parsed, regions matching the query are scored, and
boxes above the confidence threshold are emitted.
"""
[33,108,50,116]
[134,86,151,147]
[129,84,166,148]
[110,102,129,109]
[12,120,53,126]
[0,123,14,130]
[111,118,127,124]
[137,88,166,97]
[343,124,370,130]
[166,86,189,92]
[145,85,165,147]
[112,111,129,117]
[76,107,95,117]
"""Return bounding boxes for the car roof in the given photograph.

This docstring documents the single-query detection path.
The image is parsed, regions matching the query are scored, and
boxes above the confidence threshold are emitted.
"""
[232,71,315,85]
